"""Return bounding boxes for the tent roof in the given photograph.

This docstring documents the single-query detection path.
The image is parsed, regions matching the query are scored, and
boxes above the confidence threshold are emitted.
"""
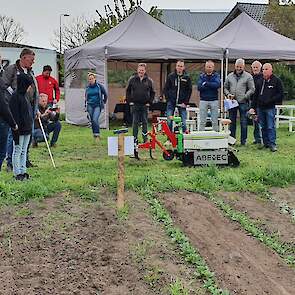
[65,7,222,70]
[203,12,295,60]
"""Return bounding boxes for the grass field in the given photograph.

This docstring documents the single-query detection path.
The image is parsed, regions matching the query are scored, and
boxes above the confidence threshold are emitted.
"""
[0,122,294,294]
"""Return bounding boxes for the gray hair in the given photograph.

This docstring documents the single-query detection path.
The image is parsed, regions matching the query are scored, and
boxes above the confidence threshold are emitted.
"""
[251,60,262,68]
[235,58,245,66]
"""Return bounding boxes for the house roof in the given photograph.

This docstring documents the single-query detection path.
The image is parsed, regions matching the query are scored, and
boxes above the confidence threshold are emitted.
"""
[0,41,53,51]
[160,9,228,40]
[218,2,271,30]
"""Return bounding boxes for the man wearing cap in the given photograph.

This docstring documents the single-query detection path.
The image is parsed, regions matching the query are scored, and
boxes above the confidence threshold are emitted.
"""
[36,65,60,106]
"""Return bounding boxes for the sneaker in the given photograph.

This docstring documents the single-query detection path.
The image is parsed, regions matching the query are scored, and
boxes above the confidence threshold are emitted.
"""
[22,173,30,180]
[50,143,57,148]
[252,140,262,145]
[6,164,13,172]
[270,145,277,152]
[32,141,38,148]
[15,174,25,181]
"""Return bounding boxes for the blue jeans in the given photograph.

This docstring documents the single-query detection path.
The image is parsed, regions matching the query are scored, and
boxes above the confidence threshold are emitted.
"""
[33,121,61,145]
[199,100,219,131]
[12,134,31,176]
[253,119,262,143]
[87,105,101,136]
[0,119,9,170]
[257,107,276,147]
[166,102,187,132]
[6,128,13,167]
[229,103,249,144]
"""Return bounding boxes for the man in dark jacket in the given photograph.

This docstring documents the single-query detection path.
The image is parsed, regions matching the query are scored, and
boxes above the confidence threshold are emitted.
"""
[250,63,284,152]
[126,63,155,143]
[0,79,18,170]
[164,60,192,132]
[250,61,263,144]
[2,48,38,171]
[197,60,221,131]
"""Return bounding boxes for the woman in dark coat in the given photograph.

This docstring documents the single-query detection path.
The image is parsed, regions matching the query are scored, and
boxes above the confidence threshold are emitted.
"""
[0,79,18,171]
[9,72,34,180]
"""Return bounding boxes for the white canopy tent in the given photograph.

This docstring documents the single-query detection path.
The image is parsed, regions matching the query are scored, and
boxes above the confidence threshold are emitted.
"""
[203,12,295,77]
[64,7,223,127]
[203,12,295,60]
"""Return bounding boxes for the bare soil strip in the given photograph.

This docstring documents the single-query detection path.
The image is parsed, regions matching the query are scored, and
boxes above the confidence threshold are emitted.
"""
[161,191,295,295]
[0,191,204,295]
[218,191,295,245]
[270,185,295,212]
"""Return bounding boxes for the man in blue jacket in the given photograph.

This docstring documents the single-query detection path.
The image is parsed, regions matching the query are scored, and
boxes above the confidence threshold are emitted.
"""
[164,60,192,132]
[197,60,221,131]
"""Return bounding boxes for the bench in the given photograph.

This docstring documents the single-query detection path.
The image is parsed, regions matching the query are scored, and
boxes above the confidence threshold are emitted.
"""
[275,105,295,132]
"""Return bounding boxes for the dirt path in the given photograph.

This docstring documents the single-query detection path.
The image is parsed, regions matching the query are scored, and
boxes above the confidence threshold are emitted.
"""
[218,191,295,245]
[0,191,204,295]
[161,191,295,295]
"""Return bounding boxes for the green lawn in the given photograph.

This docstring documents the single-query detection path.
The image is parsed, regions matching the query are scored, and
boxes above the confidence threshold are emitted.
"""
[0,122,294,206]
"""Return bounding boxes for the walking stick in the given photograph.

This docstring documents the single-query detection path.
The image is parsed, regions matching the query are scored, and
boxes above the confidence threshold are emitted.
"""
[38,117,56,168]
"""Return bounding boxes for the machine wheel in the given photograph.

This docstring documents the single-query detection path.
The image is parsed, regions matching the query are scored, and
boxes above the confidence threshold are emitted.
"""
[228,150,240,167]
[182,152,194,167]
[163,150,174,161]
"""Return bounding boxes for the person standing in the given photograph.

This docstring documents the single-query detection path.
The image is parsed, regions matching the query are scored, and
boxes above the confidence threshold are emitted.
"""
[224,58,255,145]
[36,65,60,106]
[250,60,263,144]
[197,60,221,131]
[0,78,18,171]
[85,73,108,141]
[164,60,192,132]
[126,63,155,143]
[9,73,34,180]
[2,48,38,171]
[250,63,283,152]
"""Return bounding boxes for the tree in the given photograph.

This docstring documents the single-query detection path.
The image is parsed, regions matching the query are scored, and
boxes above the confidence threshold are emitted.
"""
[52,15,95,51]
[264,0,295,39]
[0,15,25,43]
[86,0,162,41]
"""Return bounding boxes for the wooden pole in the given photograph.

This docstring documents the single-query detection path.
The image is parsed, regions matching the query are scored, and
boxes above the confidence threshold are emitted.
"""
[117,133,125,209]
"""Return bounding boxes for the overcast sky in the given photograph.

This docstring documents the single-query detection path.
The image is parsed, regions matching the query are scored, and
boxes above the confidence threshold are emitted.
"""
[2,0,268,50]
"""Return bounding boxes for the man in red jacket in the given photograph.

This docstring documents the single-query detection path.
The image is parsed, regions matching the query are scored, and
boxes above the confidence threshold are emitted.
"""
[36,65,60,106]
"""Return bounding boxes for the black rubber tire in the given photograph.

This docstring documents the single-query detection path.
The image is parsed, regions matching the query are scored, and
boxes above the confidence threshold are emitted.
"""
[182,152,194,167]
[163,150,174,161]
[228,150,240,167]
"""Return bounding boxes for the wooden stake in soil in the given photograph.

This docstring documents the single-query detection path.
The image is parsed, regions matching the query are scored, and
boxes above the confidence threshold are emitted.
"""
[117,133,125,209]
[113,128,128,209]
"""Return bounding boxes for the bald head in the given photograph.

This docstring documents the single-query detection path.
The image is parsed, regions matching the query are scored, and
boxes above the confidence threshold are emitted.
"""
[251,60,262,75]
[262,63,273,80]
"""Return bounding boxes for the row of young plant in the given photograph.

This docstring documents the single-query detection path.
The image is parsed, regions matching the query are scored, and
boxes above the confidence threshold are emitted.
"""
[135,184,230,295]
[201,191,295,266]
